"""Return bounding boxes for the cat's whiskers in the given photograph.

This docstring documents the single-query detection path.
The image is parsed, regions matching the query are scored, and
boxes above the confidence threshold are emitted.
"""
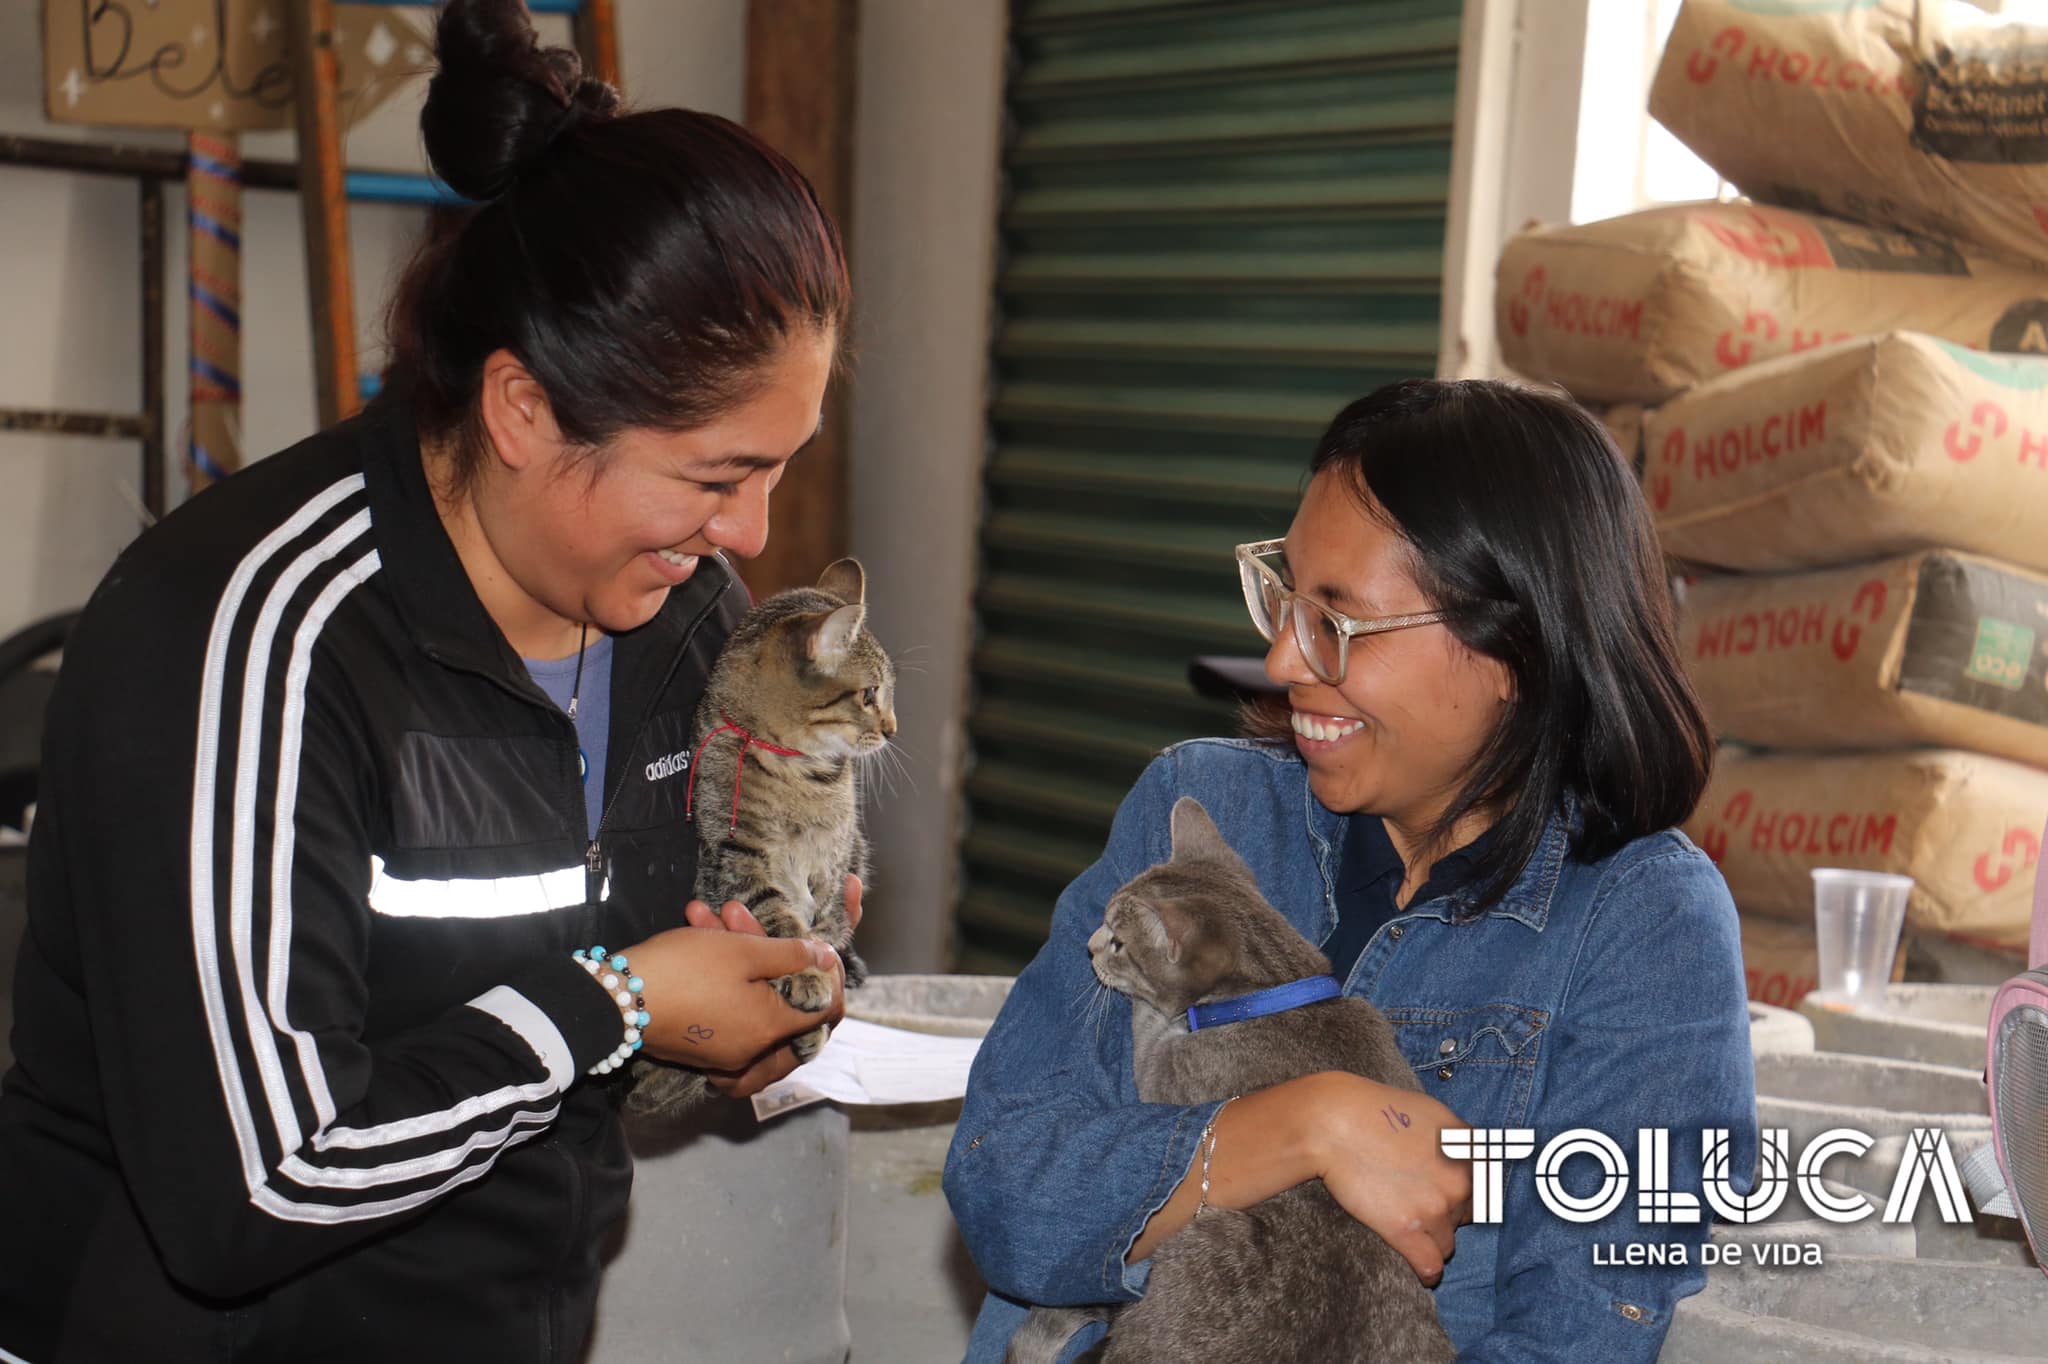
[1071,968,1117,1044]
[872,741,917,798]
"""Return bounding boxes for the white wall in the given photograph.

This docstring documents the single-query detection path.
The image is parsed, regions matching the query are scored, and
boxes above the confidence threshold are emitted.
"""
[845,1,1004,972]
[0,1,745,639]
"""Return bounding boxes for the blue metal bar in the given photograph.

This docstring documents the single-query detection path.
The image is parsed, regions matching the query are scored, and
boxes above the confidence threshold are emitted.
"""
[344,171,469,205]
[344,0,582,9]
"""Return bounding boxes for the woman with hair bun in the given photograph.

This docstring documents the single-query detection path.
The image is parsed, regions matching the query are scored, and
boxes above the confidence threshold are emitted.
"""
[0,2,851,1359]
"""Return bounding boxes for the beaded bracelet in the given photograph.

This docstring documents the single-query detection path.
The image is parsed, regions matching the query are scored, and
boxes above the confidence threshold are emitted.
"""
[573,945,649,1076]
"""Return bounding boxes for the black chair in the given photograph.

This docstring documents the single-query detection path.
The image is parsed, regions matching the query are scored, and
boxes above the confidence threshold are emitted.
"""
[0,611,73,1071]
[0,611,72,832]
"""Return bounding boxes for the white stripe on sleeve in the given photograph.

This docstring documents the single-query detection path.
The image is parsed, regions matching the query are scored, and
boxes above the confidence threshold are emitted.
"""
[468,985,581,1093]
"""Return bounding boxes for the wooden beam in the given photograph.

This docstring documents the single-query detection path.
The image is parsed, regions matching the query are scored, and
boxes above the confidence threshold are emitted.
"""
[574,0,623,90]
[287,0,361,429]
[743,0,858,598]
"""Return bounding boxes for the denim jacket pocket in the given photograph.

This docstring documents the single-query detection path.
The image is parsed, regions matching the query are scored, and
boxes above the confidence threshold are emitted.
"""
[1384,1003,1549,1128]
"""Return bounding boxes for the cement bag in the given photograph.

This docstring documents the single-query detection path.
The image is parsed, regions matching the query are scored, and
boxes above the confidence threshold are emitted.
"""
[1686,747,2048,951]
[1681,550,2048,767]
[1597,403,1646,472]
[1496,202,2048,403]
[1650,0,2048,272]
[1645,332,2048,573]
[1738,912,1825,1010]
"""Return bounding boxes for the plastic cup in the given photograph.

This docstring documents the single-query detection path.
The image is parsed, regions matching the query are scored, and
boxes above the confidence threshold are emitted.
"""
[1811,869,1913,1010]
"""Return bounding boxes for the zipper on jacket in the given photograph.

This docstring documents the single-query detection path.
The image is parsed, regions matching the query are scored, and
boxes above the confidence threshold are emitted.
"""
[421,561,739,907]
[581,563,738,904]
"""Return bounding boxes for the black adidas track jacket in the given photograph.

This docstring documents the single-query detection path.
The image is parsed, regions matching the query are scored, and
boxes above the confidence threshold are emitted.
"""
[0,399,746,1362]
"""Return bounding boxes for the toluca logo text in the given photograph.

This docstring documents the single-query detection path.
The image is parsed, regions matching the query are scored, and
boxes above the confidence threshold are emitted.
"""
[1441,1126,1973,1226]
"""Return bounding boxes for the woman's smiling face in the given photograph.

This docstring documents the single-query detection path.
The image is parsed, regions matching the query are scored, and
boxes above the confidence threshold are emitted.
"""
[1264,469,1513,832]
[469,330,833,648]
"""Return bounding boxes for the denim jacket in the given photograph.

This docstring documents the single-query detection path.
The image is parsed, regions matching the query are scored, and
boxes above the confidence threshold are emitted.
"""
[944,739,1757,1363]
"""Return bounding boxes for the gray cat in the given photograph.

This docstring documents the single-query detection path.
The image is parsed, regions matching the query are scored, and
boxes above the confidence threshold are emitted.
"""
[624,558,893,1117]
[1008,797,1455,1364]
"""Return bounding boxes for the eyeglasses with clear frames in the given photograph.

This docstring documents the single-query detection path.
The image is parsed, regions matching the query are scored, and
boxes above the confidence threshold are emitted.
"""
[1234,538,1446,686]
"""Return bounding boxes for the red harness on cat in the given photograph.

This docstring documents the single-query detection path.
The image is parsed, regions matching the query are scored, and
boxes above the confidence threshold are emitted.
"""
[684,713,807,830]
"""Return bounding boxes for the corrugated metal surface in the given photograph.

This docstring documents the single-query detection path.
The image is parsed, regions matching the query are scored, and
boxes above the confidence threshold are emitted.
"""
[956,0,1459,972]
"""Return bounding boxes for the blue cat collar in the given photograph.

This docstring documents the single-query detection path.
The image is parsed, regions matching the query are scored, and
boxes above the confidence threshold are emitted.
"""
[1187,975,1343,1031]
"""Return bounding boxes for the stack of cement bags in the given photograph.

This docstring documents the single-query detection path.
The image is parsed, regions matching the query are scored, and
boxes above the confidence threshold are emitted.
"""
[1495,0,2048,997]
[1496,200,2048,406]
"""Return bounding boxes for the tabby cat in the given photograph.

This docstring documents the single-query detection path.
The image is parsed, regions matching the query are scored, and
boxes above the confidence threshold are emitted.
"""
[1007,796,1455,1364]
[624,558,893,1117]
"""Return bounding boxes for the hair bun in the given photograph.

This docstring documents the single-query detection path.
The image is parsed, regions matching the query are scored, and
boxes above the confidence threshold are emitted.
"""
[420,0,619,201]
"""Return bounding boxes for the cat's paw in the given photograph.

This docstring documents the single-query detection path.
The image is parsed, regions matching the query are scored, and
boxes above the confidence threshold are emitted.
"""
[777,966,834,1014]
[791,1023,830,1064]
[620,1058,712,1118]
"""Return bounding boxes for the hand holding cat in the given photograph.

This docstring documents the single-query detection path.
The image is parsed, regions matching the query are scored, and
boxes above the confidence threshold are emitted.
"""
[683,874,864,936]
[1301,1071,1473,1284]
[673,874,863,1096]
[1127,1069,1471,1284]
[615,923,846,1074]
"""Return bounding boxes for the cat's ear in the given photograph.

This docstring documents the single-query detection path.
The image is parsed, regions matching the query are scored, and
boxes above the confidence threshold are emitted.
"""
[817,558,866,605]
[1168,797,1252,878]
[1140,900,1195,965]
[808,603,867,666]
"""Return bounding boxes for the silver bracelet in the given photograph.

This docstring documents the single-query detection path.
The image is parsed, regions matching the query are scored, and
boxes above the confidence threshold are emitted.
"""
[1195,1095,1240,1218]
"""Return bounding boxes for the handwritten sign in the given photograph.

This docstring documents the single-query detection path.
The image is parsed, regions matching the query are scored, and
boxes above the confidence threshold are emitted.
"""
[43,0,431,133]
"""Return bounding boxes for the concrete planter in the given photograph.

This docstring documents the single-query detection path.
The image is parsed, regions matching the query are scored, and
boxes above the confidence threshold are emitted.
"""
[587,975,1015,1364]
[1667,1255,2046,1362]
[1749,1002,1815,1055]
[1799,985,1995,1070]
[849,973,1014,1036]
[587,1099,854,1364]
[1752,1051,1989,1116]
[1753,1051,1991,1208]
[842,975,1011,1362]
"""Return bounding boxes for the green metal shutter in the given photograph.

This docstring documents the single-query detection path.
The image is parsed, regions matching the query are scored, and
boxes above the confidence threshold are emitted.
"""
[955,0,1462,972]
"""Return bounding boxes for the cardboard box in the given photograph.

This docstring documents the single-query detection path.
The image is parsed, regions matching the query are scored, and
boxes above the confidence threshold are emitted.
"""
[1645,332,2048,574]
[42,0,427,133]
[1680,551,2048,768]
[1651,0,2048,272]
[1495,202,2048,404]
[1686,747,2048,952]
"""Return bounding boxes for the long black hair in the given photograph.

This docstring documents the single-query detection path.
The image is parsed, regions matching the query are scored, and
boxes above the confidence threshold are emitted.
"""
[1281,378,1712,912]
[385,0,849,482]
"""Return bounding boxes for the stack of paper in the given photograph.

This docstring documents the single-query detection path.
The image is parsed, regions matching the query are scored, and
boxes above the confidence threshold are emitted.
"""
[751,1019,983,1121]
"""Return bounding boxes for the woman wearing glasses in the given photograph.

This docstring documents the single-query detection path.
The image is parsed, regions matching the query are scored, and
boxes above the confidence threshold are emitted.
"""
[945,379,1757,1361]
